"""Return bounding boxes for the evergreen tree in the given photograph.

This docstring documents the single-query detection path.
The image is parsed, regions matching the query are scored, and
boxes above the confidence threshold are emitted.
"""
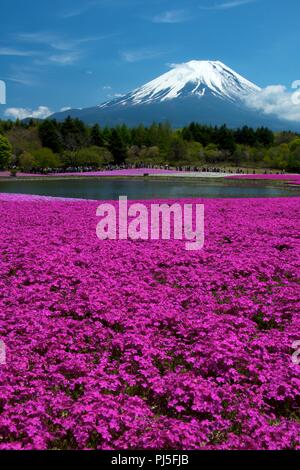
[102,126,112,145]
[0,134,12,169]
[214,125,236,153]
[90,124,104,147]
[131,125,147,147]
[108,129,127,164]
[39,120,63,153]
[169,137,188,163]
[235,126,256,146]
[255,127,274,147]
[118,124,131,146]
[148,123,160,146]
[61,117,88,150]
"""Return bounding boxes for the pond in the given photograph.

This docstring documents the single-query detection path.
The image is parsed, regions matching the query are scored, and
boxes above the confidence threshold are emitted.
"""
[0,177,299,200]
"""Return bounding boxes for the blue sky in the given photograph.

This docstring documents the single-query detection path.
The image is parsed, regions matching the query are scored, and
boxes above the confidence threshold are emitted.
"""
[0,0,300,119]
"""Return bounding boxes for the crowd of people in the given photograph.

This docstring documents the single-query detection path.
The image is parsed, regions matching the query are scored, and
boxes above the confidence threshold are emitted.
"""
[13,163,288,176]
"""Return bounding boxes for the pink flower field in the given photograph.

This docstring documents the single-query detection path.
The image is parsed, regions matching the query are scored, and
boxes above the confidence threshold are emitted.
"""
[0,194,299,450]
[0,168,180,178]
[227,174,300,185]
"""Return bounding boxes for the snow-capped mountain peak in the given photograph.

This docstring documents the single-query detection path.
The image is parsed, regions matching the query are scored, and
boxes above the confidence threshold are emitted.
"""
[100,60,261,108]
[51,60,299,130]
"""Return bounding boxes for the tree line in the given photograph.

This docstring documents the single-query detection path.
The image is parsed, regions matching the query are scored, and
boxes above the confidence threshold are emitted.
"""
[0,117,299,172]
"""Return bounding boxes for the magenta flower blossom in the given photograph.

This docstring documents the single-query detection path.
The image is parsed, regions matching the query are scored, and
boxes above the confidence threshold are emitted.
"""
[0,194,299,450]
[226,174,300,185]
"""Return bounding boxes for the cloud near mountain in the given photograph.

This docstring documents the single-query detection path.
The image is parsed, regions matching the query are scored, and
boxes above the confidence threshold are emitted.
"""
[5,106,52,120]
[243,84,300,122]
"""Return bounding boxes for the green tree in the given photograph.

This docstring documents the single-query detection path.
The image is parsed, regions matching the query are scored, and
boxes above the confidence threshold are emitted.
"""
[131,125,147,147]
[90,124,104,147]
[289,138,300,152]
[32,148,60,171]
[108,129,127,164]
[118,124,131,146]
[19,151,35,171]
[274,131,298,145]
[264,144,290,170]
[61,117,87,150]
[126,145,141,164]
[255,127,274,147]
[60,151,79,168]
[76,146,113,168]
[214,124,236,153]
[186,142,204,164]
[168,137,188,163]
[204,143,223,164]
[140,146,161,163]
[39,120,63,153]
[235,126,256,147]
[286,147,300,172]
[0,134,13,169]
[6,126,42,157]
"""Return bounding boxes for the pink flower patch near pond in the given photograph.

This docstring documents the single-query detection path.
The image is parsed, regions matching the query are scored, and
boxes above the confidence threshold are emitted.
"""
[73,168,180,177]
[226,174,300,185]
[0,171,43,178]
[0,168,180,178]
[0,193,93,203]
[0,195,299,450]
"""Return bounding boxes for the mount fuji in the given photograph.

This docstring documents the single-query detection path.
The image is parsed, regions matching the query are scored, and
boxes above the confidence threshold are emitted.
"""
[51,60,298,130]
[99,60,260,107]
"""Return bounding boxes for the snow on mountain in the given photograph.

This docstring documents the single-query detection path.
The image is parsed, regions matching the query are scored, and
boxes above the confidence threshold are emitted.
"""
[99,60,261,108]
[51,60,299,130]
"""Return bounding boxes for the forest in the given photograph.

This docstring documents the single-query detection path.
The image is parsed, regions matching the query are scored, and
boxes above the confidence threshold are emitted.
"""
[0,117,300,172]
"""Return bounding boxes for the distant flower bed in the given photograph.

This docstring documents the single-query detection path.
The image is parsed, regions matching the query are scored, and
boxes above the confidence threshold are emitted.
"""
[51,168,181,177]
[0,168,179,178]
[0,195,299,450]
[226,174,300,185]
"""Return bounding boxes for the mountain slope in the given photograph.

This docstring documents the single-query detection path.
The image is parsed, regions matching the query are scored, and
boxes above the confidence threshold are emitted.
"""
[51,60,299,130]
[99,60,260,108]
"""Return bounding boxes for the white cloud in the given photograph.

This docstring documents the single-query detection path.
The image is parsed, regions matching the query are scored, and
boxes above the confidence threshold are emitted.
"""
[200,0,257,10]
[15,31,114,66]
[17,31,112,51]
[4,76,33,86]
[2,65,37,86]
[60,107,72,112]
[60,0,141,17]
[153,9,190,24]
[48,52,79,65]
[60,0,108,18]
[121,48,164,63]
[0,47,35,57]
[4,106,52,120]
[60,4,93,18]
[244,84,300,122]
[16,32,79,51]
